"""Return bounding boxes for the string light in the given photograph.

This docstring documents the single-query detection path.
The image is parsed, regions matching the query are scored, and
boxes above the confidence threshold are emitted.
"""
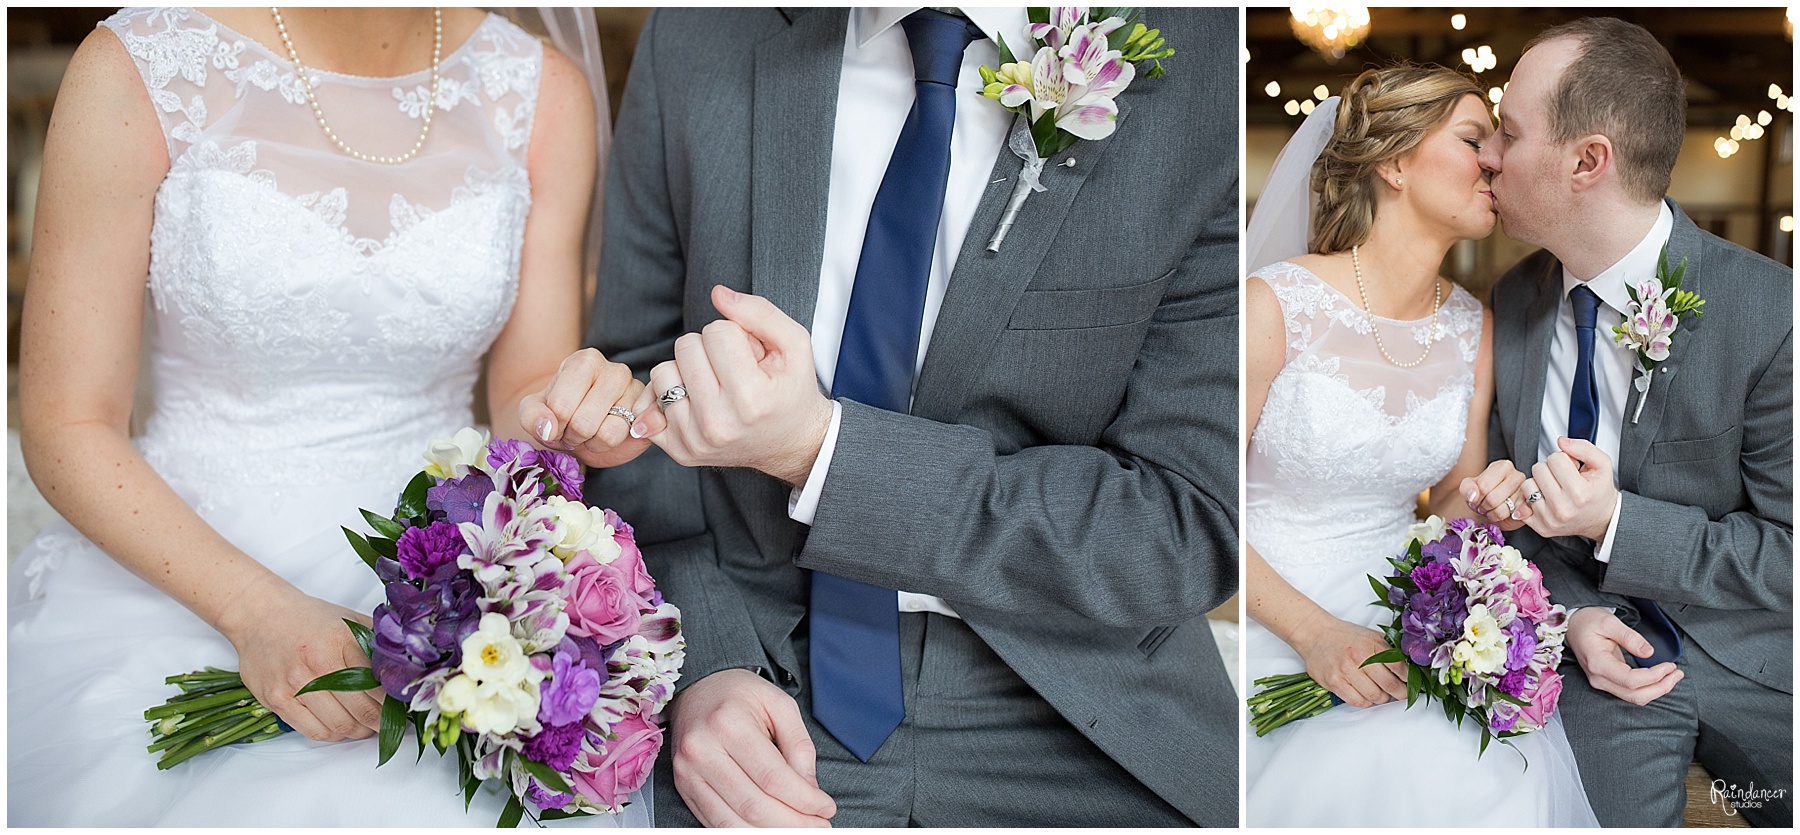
[1290,6,1372,60]
[1451,13,1466,30]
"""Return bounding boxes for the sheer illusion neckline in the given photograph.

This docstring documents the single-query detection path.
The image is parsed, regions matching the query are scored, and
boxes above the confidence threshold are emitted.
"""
[1271,260,1452,325]
[188,7,497,84]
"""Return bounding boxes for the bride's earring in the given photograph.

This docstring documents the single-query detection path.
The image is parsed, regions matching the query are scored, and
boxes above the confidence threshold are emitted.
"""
[1394,177,1404,188]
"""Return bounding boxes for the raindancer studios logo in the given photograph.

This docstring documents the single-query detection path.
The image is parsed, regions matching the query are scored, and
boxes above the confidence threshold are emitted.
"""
[1711,780,1787,816]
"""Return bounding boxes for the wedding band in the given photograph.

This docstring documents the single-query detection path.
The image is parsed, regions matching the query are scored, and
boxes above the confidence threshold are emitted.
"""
[1526,491,1543,505]
[608,405,637,425]
[1503,497,1517,516]
[657,384,689,409]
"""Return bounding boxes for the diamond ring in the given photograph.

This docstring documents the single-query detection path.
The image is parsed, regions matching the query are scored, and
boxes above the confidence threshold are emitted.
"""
[657,384,689,409]
[1526,491,1543,505]
[1504,497,1517,516]
[608,405,637,425]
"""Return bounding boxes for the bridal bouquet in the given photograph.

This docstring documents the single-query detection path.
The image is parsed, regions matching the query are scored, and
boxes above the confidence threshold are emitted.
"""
[146,428,684,825]
[1247,517,1568,755]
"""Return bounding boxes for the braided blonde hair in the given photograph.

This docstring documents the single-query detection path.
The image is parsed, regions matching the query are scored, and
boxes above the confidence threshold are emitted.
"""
[1310,66,1485,255]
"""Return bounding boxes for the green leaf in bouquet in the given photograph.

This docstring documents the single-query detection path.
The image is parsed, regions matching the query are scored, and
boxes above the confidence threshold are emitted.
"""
[1406,663,1422,708]
[1488,688,1529,707]
[1366,574,1390,602]
[1386,557,1412,574]
[996,32,1017,66]
[460,737,478,811]
[1359,648,1404,667]
[1388,574,1418,593]
[1029,112,1061,160]
[377,695,407,767]
[297,666,378,696]
[361,508,406,540]
[498,794,525,829]
[413,711,430,761]
[369,536,398,560]
[520,755,573,794]
[344,527,381,572]
[537,808,593,821]
[1479,726,1493,757]
[344,619,375,658]
[396,471,437,522]
[1027,6,1049,26]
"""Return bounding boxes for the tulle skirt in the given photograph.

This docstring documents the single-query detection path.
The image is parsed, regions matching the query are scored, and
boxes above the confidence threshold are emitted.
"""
[1245,546,1599,827]
[8,469,651,827]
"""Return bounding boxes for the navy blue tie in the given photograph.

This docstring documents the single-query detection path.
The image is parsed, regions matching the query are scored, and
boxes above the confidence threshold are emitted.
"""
[809,9,984,763]
[1568,284,1682,666]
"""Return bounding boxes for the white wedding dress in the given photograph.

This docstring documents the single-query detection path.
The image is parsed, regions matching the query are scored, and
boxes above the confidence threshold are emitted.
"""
[1244,262,1597,827]
[7,9,648,826]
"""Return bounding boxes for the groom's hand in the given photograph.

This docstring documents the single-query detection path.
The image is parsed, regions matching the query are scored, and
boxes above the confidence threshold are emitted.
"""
[668,669,836,827]
[1567,607,1684,706]
[629,286,834,485]
[1523,438,1618,542]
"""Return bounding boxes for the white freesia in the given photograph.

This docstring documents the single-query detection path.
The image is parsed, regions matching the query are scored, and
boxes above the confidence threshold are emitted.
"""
[423,426,489,479]
[437,672,541,736]
[459,612,533,684]
[1452,604,1508,676]
[545,496,620,564]
[1498,545,1526,575]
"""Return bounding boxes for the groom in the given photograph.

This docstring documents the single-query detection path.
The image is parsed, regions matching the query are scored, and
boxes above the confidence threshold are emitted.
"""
[568,8,1238,827]
[1478,18,1792,827]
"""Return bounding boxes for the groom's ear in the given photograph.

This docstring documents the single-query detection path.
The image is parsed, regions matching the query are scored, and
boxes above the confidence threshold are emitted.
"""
[1568,134,1615,192]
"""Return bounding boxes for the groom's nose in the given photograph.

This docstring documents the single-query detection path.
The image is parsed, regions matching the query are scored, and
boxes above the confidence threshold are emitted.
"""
[1477,140,1500,174]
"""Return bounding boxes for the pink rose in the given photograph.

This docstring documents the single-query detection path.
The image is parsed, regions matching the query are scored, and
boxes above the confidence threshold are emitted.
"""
[571,710,663,809]
[1514,566,1554,622]
[1519,670,1563,729]
[604,510,657,604]
[564,551,642,645]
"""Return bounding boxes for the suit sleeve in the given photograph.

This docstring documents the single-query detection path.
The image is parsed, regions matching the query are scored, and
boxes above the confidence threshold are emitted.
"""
[585,11,771,687]
[1601,328,1793,612]
[794,192,1240,627]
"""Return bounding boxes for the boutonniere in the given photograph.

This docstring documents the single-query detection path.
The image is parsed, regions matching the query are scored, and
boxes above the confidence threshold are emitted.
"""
[976,7,1173,252]
[1612,244,1705,423]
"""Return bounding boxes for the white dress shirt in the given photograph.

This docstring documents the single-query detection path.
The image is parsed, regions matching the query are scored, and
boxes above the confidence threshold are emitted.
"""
[1538,201,1674,563]
[786,8,1030,617]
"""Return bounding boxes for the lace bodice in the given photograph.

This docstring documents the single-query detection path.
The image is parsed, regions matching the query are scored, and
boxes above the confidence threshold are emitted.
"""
[1246,261,1483,568]
[100,8,540,491]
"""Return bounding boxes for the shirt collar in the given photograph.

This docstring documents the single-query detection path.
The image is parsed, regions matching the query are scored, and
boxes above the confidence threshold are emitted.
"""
[1561,201,1675,316]
[853,7,1031,53]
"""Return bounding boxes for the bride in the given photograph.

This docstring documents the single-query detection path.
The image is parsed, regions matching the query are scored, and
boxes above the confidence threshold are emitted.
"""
[9,7,651,826]
[1243,66,1599,826]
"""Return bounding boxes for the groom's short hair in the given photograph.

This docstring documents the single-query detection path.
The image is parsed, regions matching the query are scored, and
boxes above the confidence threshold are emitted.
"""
[1525,17,1684,204]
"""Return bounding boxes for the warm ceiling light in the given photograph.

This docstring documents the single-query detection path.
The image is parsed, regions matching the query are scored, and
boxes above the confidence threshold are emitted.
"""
[1313,84,1330,100]
[1285,99,1301,116]
[1300,99,1317,115]
[1758,110,1773,126]
[1290,6,1372,61]
[1781,215,1795,233]
[1451,13,1466,30]
[1488,87,1503,103]
[1266,81,1282,97]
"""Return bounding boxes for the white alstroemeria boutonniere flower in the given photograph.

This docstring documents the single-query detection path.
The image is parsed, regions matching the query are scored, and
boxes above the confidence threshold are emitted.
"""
[1612,244,1705,423]
[976,7,1173,252]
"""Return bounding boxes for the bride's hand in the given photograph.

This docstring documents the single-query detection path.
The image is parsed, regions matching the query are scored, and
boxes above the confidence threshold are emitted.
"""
[518,348,653,469]
[1459,460,1533,530]
[1293,617,1408,708]
[219,575,381,742]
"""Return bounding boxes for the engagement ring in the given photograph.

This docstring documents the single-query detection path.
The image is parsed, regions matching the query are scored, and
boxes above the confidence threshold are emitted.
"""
[1504,497,1517,516]
[657,384,689,408]
[608,405,637,425]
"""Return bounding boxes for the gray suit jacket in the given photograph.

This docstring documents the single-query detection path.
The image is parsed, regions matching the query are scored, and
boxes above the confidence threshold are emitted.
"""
[583,8,1239,825]
[1488,201,1792,695]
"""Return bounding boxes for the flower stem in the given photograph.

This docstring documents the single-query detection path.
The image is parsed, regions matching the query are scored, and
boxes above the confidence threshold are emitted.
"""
[144,688,252,720]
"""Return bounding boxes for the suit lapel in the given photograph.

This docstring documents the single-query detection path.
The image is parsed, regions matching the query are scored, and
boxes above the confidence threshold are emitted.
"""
[1512,260,1559,468]
[749,9,847,330]
[910,99,1132,422]
[1617,201,1705,487]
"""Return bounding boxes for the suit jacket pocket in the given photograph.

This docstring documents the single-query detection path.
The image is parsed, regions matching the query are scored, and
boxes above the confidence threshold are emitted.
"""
[1651,426,1742,464]
[1138,624,1178,657]
[1007,267,1177,331]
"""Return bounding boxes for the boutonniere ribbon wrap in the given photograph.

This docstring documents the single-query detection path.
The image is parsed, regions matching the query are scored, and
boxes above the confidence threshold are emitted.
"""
[1611,244,1705,423]
[977,7,1173,252]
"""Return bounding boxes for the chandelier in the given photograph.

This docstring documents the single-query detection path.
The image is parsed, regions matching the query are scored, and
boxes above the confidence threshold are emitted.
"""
[1290,6,1372,61]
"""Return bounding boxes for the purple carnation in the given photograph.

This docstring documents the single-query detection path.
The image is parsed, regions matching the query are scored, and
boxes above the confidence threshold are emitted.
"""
[536,449,585,500]
[395,521,467,580]
[1411,562,1455,595]
[487,438,538,471]
[370,562,481,702]
[1505,618,1537,672]
[538,640,603,726]
[1498,668,1529,697]
[522,720,587,773]
[427,472,494,526]
[1400,586,1468,667]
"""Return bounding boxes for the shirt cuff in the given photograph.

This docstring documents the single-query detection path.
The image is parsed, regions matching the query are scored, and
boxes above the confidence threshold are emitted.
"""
[787,400,842,527]
[1592,492,1624,564]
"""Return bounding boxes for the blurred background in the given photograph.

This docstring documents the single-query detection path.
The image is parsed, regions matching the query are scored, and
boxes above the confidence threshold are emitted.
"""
[1246,7,1795,298]
[5,8,651,559]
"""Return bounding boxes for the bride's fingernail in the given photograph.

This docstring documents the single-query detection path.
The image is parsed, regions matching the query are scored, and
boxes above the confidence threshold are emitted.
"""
[630,422,648,439]
[1466,491,1479,506]
[536,418,554,442]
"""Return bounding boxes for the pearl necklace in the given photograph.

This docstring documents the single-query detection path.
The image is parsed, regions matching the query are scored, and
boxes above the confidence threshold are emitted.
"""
[271,7,442,165]
[1351,245,1442,368]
